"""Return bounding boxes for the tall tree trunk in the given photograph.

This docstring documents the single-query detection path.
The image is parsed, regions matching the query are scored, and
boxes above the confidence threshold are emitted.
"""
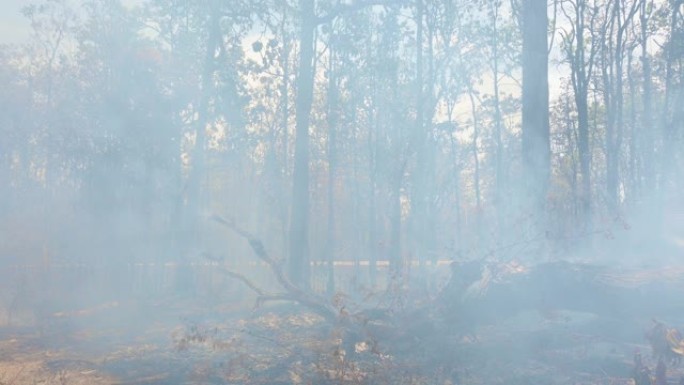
[640,0,654,192]
[179,2,221,293]
[325,42,338,295]
[565,98,580,221]
[627,50,638,200]
[185,1,221,252]
[604,74,618,212]
[467,89,482,219]
[281,7,290,167]
[606,0,638,211]
[368,63,379,286]
[660,0,682,190]
[382,8,404,274]
[521,0,551,227]
[576,84,592,222]
[491,2,505,243]
[411,0,426,268]
[389,171,403,271]
[289,0,315,288]
[602,10,617,213]
[614,0,626,210]
[566,0,594,228]
[425,14,438,282]
[448,131,463,252]
[389,80,403,273]
[280,7,291,255]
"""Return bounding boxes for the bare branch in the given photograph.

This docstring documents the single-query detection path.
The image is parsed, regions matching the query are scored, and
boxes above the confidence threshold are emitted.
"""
[217,268,266,297]
[211,215,338,322]
[315,0,408,25]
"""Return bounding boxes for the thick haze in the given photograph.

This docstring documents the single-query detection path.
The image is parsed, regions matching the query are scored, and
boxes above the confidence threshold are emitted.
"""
[0,0,683,383]
[0,0,30,44]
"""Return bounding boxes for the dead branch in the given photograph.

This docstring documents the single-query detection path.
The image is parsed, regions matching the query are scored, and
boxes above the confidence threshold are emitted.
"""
[202,254,296,311]
[215,268,265,297]
[211,215,338,323]
[315,0,410,25]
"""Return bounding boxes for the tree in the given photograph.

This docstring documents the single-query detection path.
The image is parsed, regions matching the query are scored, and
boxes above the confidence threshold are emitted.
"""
[324,21,339,294]
[659,0,683,191]
[639,0,655,193]
[600,0,639,212]
[485,0,516,242]
[521,0,551,230]
[288,0,316,287]
[184,0,222,257]
[559,0,600,227]
[288,0,412,287]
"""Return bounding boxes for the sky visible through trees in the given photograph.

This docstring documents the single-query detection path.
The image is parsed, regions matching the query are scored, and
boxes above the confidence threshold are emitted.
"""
[1,0,680,276]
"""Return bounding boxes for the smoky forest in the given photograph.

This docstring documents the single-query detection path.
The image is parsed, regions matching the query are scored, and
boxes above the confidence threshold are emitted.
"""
[1,0,683,384]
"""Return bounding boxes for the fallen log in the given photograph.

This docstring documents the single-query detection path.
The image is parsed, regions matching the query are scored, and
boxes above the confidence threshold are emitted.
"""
[211,214,684,363]
[440,259,684,333]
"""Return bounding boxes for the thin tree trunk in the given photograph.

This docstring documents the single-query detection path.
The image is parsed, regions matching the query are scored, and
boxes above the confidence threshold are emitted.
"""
[411,0,426,268]
[368,66,378,286]
[325,44,338,295]
[491,3,505,243]
[567,0,594,227]
[521,0,551,221]
[614,0,626,209]
[280,7,291,255]
[627,50,638,200]
[390,172,402,272]
[187,3,220,246]
[449,131,462,252]
[467,90,482,215]
[602,14,617,212]
[660,0,681,189]
[289,0,316,287]
[640,0,654,192]
[281,7,290,167]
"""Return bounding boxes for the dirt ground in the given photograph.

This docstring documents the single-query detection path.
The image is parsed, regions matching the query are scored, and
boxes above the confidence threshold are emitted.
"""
[0,338,116,385]
[0,295,248,385]
[1,293,682,385]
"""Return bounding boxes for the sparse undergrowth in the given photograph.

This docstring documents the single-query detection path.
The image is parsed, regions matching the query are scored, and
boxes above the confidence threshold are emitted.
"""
[171,308,457,384]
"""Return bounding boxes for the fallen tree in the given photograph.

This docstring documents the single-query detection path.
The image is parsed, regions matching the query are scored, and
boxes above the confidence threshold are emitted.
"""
[210,214,684,361]
[443,258,684,326]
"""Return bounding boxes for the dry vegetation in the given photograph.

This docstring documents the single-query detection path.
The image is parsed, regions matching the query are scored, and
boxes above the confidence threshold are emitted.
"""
[3,262,684,385]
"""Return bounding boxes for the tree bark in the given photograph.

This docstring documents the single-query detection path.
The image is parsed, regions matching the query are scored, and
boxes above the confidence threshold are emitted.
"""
[288,0,316,288]
[660,0,682,190]
[640,0,654,192]
[411,0,427,268]
[521,0,551,225]
[573,0,593,225]
[467,88,482,219]
[181,2,221,284]
[325,41,338,295]
[490,2,506,242]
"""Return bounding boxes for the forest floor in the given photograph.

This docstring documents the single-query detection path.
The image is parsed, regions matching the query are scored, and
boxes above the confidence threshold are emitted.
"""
[0,288,682,384]
[0,295,248,385]
[0,255,684,385]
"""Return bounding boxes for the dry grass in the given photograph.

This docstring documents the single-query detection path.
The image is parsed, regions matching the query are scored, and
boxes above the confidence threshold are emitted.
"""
[0,338,116,385]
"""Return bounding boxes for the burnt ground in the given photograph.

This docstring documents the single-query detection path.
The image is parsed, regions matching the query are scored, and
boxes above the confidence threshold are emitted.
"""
[1,289,683,385]
[0,295,249,385]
